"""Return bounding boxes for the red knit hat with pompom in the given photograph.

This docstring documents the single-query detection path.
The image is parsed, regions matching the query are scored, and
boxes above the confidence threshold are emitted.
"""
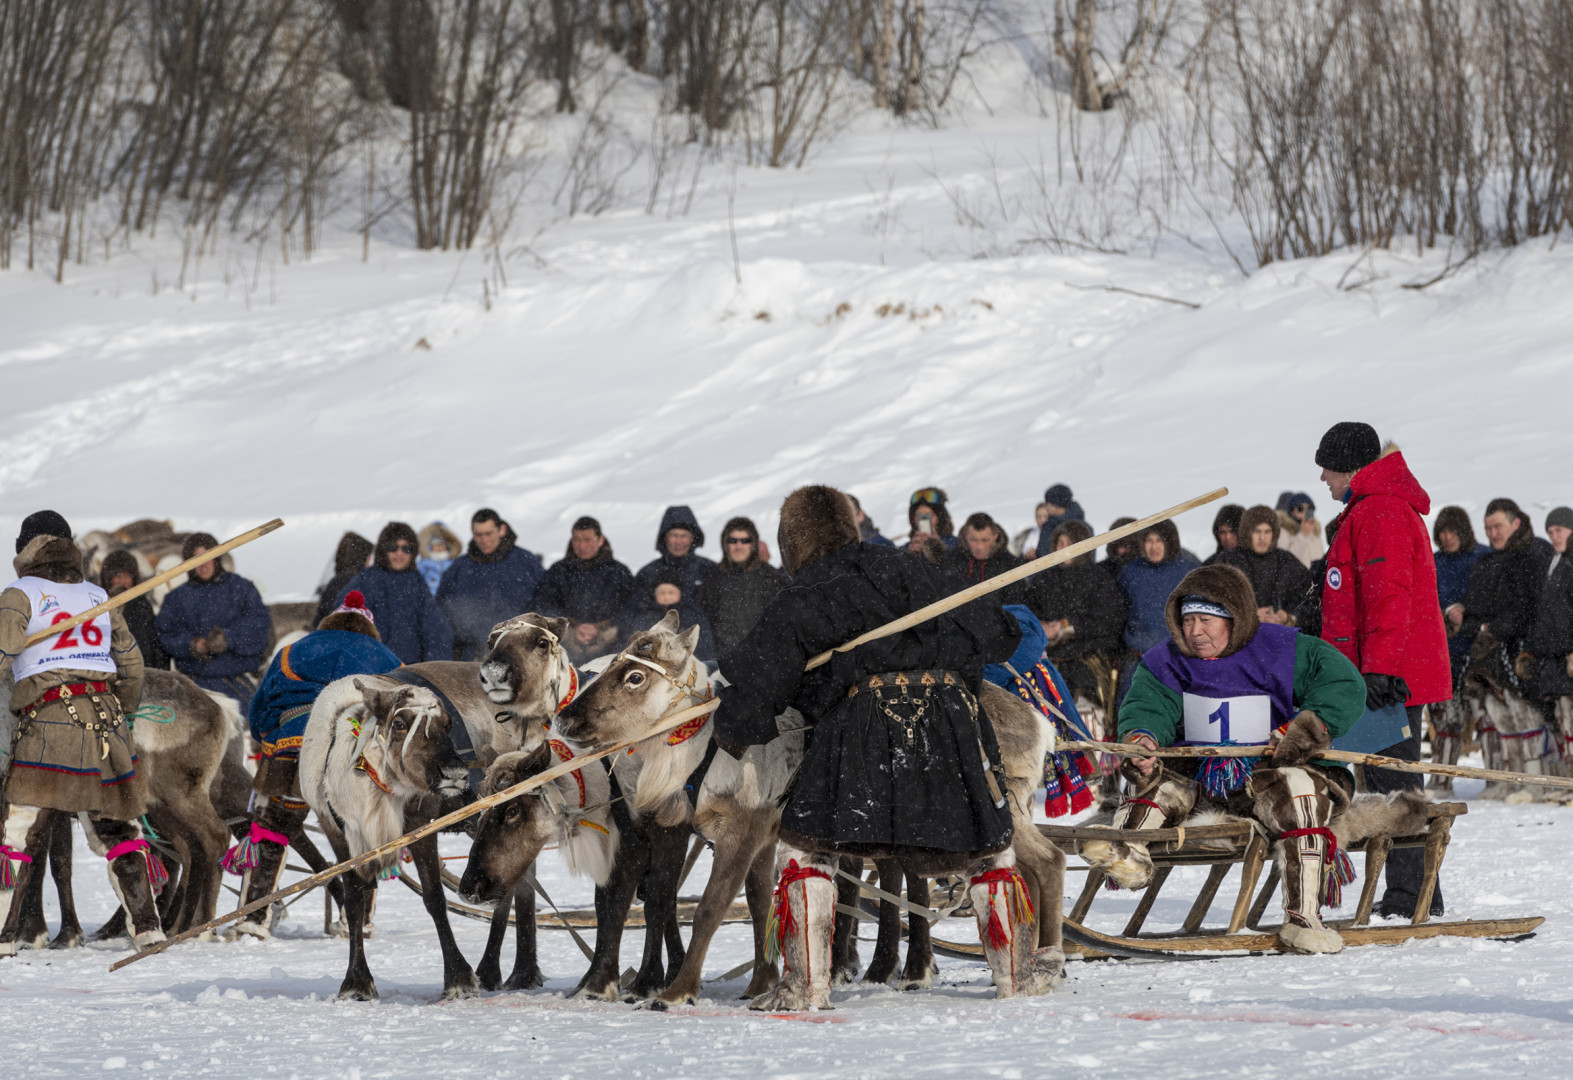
[332,590,375,624]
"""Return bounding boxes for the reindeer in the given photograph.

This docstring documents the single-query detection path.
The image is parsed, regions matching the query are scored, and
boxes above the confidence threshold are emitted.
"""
[556,612,1068,1006]
[479,614,692,1000]
[457,743,620,987]
[299,677,474,1000]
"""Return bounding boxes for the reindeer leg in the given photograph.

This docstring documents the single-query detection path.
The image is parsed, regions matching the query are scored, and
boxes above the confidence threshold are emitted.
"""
[48,812,84,949]
[409,833,479,1000]
[862,859,901,985]
[655,813,776,1008]
[831,856,862,985]
[740,844,780,999]
[0,805,46,956]
[477,893,511,991]
[504,868,544,991]
[339,871,378,1001]
[15,811,51,950]
[572,834,645,1000]
[898,869,936,990]
[628,825,688,1000]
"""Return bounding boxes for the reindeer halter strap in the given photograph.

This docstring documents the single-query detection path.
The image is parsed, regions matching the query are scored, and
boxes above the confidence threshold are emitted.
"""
[614,650,715,753]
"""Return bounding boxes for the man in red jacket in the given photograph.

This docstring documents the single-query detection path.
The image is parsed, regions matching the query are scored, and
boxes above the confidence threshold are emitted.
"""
[1317,422,1452,918]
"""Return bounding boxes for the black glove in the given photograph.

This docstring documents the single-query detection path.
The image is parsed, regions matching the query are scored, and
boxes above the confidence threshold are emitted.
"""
[1363,673,1410,711]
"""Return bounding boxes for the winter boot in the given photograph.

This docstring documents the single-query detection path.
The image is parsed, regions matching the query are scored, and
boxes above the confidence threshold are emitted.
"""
[0,805,42,958]
[750,857,835,1011]
[970,864,1062,997]
[88,817,166,950]
[227,797,307,940]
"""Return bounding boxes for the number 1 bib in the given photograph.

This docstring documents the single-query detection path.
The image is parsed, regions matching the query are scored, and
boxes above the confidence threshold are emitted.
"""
[8,576,116,678]
[1182,693,1271,746]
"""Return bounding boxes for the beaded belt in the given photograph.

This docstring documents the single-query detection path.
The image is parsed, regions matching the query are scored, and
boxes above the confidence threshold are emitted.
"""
[22,681,110,712]
[21,681,121,760]
[846,669,962,698]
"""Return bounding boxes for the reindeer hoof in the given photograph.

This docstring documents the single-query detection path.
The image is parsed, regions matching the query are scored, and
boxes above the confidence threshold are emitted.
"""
[442,976,480,1001]
[477,965,501,992]
[647,999,670,1012]
[229,919,271,942]
[0,940,17,959]
[897,963,937,991]
[749,982,830,1012]
[1505,788,1535,806]
[49,931,84,950]
[572,978,621,1002]
[131,929,166,950]
[502,968,543,991]
[338,981,379,1001]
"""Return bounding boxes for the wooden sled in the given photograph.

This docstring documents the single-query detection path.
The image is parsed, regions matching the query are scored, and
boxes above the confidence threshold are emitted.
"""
[936,802,1543,961]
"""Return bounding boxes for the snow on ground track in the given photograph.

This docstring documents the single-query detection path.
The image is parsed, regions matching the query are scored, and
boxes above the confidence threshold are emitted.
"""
[2,785,1569,1079]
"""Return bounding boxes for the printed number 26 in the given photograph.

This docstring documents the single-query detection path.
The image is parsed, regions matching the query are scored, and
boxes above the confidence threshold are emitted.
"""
[1208,702,1231,742]
[49,610,103,650]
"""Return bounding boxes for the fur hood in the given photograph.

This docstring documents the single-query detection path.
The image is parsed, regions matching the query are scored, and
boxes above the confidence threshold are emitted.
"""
[715,515,766,572]
[1211,504,1244,548]
[419,521,463,561]
[1141,519,1185,565]
[1432,505,1476,550]
[1163,563,1261,657]
[1048,519,1095,566]
[778,485,860,577]
[13,535,86,582]
[1278,509,1321,540]
[1240,505,1280,548]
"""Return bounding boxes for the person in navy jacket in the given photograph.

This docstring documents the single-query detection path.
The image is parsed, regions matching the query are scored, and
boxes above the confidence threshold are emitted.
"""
[338,522,455,663]
[156,532,272,717]
[437,509,545,660]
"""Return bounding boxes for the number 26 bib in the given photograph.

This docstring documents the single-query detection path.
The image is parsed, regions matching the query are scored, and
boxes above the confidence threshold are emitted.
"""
[1182,693,1271,746]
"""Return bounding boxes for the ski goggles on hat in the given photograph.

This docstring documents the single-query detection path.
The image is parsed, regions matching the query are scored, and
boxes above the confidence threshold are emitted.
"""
[910,488,946,507]
[1179,596,1232,620]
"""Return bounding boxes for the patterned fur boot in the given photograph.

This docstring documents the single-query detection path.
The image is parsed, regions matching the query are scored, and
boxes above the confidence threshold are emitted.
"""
[1251,766,1343,954]
[970,864,1063,997]
[229,797,308,940]
[750,857,836,1011]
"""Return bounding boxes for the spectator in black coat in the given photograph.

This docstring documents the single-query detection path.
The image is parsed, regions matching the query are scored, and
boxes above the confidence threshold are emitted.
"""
[437,509,546,660]
[1524,507,1573,704]
[1434,505,1491,681]
[1100,516,1140,581]
[533,516,637,665]
[634,505,717,607]
[702,516,787,657]
[1032,483,1088,558]
[1031,520,1126,706]
[100,549,167,671]
[1460,498,1549,679]
[1217,504,1313,625]
[630,567,717,662]
[313,532,374,626]
[156,532,272,716]
[945,512,1027,605]
[338,522,455,664]
[1203,504,1244,565]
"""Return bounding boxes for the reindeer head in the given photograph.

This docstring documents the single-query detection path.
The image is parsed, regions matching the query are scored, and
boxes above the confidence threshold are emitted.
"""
[556,610,702,748]
[350,678,470,804]
[479,614,576,729]
[457,746,559,906]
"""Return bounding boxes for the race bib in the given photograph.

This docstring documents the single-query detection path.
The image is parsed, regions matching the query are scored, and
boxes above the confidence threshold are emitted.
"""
[1182,693,1271,745]
[8,577,115,679]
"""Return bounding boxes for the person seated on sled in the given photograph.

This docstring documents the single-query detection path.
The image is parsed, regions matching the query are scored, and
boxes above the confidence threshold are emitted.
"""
[230,590,401,939]
[714,485,1061,1010]
[1083,563,1367,954]
[982,605,1097,818]
[0,512,164,955]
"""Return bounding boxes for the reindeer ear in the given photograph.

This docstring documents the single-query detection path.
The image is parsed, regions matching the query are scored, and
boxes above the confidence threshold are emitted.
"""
[656,609,681,634]
[544,616,571,642]
[663,623,701,661]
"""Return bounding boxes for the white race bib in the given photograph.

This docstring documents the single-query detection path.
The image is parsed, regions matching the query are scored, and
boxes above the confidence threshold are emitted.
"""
[8,577,116,679]
[1182,692,1271,745]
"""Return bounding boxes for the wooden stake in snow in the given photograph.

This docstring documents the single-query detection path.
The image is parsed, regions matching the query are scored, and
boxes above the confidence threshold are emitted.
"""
[26,518,285,647]
[1058,740,1573,791]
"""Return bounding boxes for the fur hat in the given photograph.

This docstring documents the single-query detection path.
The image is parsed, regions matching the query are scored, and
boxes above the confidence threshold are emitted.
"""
[15,510,72,555]
[100,549,141,588]
[418,521,462,561]
[373,522,419,571]
[1048,519,1095,565]
[1164,564,1260,658]
[652,566,685,593]
[318,589,380,639]
[1139,519,1184,565]
[778,485,860,576]
[13,535,85,583]
[1432,505,1476,550]
[1239,505,1281,549]
[1315,422,1381,473]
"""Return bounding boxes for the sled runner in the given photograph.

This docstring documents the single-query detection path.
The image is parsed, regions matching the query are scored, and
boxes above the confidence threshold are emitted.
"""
[934,802,1542,961]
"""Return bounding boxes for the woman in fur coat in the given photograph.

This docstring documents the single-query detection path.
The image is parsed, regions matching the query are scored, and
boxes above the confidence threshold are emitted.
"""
[1097,563,1368,953]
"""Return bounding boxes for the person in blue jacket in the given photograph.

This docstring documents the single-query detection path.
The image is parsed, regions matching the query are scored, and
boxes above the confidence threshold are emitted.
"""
[1433,505,1491,681]
[339,522,455,663]
[437,508,546,660]
[634,505,717,605]
[230,591,402,939]
[155,532,272,717]
[628,567,717,662]
[1117,519,1200,654]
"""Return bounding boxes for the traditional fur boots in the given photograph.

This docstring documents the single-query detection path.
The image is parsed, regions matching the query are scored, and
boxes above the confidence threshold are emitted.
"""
[750,854,836,1011]
[1079,768,1197,891]
[969,862,1062,997]
[229,796,308,940]
[1250,766,1346,954]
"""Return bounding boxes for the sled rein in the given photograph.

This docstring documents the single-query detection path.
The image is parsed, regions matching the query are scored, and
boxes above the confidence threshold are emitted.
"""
[1057,740,1573,790]
[26,518,286,647]
[112,487,1230,972]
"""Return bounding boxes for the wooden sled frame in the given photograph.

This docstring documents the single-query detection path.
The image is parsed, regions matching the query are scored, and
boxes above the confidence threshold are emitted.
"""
[1038,800,1542,957]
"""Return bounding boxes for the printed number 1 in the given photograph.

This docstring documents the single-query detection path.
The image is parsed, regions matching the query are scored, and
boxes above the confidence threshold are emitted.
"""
[1208,701,1231,742]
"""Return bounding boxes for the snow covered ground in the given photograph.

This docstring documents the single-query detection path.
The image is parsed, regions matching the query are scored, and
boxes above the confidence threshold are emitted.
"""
[2,773,1569,1080]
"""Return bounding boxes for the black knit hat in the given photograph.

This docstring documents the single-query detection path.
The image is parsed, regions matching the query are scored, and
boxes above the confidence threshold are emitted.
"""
[16,510,72,554]
[1315,422,1381,474]
[1546,507,1573,533]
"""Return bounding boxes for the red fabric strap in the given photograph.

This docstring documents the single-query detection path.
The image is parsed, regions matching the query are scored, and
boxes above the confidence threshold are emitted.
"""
[0,846,32,865]
[25,681,111,711]
[1279,826,1339,863]
[104,838,150,862]
[1123,798,1164,813]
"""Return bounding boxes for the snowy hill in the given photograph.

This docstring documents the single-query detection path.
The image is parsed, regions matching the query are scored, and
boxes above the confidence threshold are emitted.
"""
[2,86,1571,601]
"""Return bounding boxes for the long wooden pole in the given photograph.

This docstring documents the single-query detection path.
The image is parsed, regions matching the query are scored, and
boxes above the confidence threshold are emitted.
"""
[27,519,285,647]
[114,486,1227,970]
[109,697,721,972]
[1058,740,1573,791]
[805,487,1229,670]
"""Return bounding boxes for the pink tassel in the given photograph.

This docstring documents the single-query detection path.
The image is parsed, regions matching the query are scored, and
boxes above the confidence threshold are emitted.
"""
[220,823,290,876]
[105,838,169,897]
[0,845,32,891]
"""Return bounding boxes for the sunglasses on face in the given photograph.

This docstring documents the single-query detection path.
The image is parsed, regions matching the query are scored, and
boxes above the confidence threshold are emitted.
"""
[390,543,414,553]
[910,488,944,507]
[726,536,753,545]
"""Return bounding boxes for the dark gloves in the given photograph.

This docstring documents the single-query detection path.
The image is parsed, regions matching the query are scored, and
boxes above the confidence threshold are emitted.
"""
[206,628,229,655]
[1272,711,1330,766]
[1363,673,1410,711]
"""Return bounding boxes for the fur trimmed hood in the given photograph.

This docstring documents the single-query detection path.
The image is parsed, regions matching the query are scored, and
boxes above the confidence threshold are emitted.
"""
[1163,563,1260,657]
[419,521,463,561]
[1240,505,1280,549]
[13,535,86,582]
[1432,505,1476,551]
[778,485,860,577]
